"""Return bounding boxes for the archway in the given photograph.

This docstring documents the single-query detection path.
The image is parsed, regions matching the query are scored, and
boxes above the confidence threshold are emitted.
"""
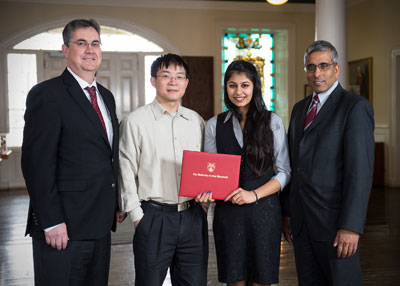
[0,16,179,189]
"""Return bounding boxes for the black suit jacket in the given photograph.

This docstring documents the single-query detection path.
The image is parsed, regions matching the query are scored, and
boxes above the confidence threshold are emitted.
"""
[282,84,374,241]
[22,69,119,240]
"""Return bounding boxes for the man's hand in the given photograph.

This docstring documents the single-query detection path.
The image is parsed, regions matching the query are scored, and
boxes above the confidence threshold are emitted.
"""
[282,216,293,245]
[116,211,127,223]
[45,223,69,250]
[134,218,141,229]
[225,188,256,205]
[333,229,360,258]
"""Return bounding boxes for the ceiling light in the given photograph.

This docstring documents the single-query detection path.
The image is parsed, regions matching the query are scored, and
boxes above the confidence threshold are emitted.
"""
[266,0,288,5]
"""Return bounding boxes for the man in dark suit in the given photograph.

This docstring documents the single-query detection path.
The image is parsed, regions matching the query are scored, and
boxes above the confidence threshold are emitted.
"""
[282,40,375,285]
[21,19,119,286]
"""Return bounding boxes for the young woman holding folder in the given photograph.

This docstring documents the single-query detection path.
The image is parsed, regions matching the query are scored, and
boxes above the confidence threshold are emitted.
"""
[197,60,291,286]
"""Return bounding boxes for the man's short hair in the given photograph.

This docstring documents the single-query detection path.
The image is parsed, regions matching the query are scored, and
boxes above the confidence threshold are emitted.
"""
[62,19,101,47]
[304,40,339,66]
[151,53,190,78]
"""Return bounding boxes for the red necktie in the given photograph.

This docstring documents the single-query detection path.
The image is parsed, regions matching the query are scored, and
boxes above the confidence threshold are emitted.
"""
[304,94,320,129]
[85,86,107,135]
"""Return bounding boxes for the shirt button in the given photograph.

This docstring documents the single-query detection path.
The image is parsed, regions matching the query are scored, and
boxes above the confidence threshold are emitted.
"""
[111,183,116,188]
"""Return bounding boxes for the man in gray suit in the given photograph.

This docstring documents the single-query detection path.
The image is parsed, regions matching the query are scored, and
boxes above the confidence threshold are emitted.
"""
[282,40,374,286]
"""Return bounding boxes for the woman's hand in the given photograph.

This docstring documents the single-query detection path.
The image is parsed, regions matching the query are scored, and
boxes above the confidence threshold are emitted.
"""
[195,191,215,203]
[224,188,257,205]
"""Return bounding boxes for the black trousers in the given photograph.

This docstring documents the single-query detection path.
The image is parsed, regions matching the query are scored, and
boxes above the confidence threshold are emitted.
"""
[293,223,362,286]
[32,232,111,286]
[133,201,208,286]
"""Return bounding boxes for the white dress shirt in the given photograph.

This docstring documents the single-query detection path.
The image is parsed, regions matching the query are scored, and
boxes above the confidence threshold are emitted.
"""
[308,80,339,115]
[67,67,113,146]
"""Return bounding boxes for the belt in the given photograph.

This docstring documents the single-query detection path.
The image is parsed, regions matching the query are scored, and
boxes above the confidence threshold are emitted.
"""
[143,199,196,212]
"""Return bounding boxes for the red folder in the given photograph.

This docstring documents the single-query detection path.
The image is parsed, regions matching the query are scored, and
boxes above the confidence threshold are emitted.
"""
[179,150,241,200]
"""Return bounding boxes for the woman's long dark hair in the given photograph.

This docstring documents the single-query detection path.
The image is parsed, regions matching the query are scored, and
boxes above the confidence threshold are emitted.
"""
[224,60,274,176]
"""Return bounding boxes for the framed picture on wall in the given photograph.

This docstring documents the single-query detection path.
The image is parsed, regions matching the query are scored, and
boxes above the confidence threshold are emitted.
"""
[348,57,372,104]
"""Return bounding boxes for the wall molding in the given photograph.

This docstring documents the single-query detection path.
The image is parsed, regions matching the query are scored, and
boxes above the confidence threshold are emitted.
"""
[375,125,397,187]
[388,48,400,187]
[0,15,179,134]
[375,125,389,142]
[2,0,315,13]
[0,148,25,190]
[0,16,180,189]
[2,0,365,11]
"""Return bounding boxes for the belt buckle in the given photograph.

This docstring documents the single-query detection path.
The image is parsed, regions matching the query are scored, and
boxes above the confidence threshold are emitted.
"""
[177,201,190,212]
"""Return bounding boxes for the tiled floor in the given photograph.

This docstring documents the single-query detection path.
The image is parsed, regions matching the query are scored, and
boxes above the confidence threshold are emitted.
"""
[0,187,399,285]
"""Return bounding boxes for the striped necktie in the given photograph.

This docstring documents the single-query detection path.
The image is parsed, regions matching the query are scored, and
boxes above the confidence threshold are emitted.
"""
[85,86,107,135]
[304,94,320,129]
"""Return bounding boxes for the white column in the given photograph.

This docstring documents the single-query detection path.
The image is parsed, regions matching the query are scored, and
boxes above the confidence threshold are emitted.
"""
[315,0,347,88]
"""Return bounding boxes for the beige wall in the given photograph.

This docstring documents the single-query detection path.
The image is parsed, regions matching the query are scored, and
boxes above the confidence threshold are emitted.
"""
[348,0,400,126]
[1,0,399,186]
[0,0,398,125]
[0,2,314,56]
[0,1,314,118]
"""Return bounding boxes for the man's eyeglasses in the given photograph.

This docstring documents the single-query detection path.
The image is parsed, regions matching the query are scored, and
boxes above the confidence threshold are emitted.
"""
[156,74,187,82]
[69,40,102,49]
[305,62,336,72]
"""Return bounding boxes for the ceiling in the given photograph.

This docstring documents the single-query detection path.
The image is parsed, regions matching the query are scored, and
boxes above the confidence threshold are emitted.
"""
[199,0,315,3]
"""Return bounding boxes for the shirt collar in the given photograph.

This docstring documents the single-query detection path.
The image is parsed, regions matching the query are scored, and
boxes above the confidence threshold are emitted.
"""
[67,67,98,90]
[224,111,233,123]
[313,80,338,105]
[150,98,190,121]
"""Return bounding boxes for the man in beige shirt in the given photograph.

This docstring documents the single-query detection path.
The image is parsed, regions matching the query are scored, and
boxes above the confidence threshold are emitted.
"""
[117,54,207,286]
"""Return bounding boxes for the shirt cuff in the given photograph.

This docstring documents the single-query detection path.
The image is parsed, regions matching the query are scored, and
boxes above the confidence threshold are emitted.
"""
[272,173,286,191]
[128,207,144,223]
[44,223,63,232]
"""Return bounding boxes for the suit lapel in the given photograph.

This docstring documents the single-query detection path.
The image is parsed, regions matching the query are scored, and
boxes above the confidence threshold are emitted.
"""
[289,97,311,165]
[61,69,110,148]
[303,84,343,136]
[295,95,313,140]
[98,84,119,151]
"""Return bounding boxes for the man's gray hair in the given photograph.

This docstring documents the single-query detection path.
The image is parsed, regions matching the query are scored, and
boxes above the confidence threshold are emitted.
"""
[304,40,339,66]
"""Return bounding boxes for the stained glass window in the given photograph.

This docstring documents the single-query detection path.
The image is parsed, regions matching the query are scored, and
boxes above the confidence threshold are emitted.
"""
[222,31,274,111]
